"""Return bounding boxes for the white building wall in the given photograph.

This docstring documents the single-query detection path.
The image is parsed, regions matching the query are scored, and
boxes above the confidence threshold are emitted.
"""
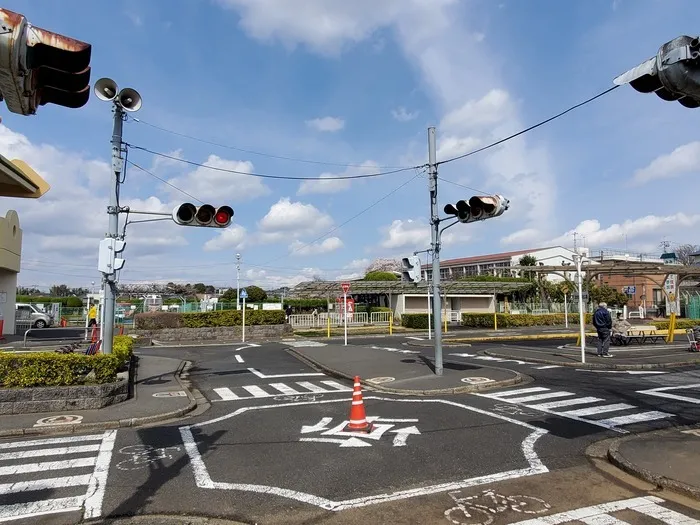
[0,271,16,335]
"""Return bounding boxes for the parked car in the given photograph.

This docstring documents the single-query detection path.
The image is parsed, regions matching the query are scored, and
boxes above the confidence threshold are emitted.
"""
[15,303,54,328]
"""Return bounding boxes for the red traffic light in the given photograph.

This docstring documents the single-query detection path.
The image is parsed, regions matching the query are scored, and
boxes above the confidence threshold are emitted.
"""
[214,206,234,227]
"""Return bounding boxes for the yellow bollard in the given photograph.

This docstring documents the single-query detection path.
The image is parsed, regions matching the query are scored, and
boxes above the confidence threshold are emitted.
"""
[389,314,393,335]
[494,313,498,331]
[444,317,448,333]
[327,315,331,339]
[666,312,676,343]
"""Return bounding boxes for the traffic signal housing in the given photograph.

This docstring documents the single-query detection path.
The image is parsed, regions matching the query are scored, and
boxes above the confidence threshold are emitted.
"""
[172,203,234,228]
[444,195,509,223]
[98,238,126,275]
[614,35,700,108]
[402,255,422,283]
[0,8,92,115]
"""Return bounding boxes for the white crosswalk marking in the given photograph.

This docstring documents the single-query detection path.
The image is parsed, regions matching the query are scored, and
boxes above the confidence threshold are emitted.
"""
[477,387,673,431]
[211,380,353,401]
[508,496,700,524]
[0,430,116,522]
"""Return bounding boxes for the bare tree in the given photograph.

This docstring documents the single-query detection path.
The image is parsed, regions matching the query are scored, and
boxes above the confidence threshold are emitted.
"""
[366,258,402,273]
[674,244,700,265]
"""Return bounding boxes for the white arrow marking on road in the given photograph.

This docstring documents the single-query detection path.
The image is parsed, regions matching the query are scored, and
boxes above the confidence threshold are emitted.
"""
[301,417,333,434]
[234,343,260,352]
[390,426,421,447]
[574,369,667,375]
[299,437,371,448]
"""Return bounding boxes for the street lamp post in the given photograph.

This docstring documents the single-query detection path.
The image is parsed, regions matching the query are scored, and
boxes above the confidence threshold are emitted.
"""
[236,253,241,310]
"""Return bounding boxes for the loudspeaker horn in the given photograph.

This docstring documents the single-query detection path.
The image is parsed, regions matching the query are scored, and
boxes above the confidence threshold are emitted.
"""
[94,77,118,102]
[118,88,142,112]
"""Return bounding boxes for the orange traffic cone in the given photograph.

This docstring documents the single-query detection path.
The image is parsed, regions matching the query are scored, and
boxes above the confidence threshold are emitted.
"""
[90,326,99,343]
[343,376,373,433]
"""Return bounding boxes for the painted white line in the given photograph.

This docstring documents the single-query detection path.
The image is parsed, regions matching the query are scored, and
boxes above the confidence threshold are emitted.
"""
[0,444,100,462]
[637,384,700,404]
[296,381,328,393]
[0,457,96,476]
[320,380,352,391]
[505,392,575,404]
[234,343,260,352]
[0,475,92,495]
[575,369,667,375]
[269,383,301,395]
[213,387,239,400]
[0,496,84,523]
[299,437,371,448]
[484,387,550,398]
[527,397,604,410]
[248,367,324,379]
[0,434,104,450]
[508,496,699,525]
[577,514,629,524]
[301,417,333,434]
[242,385,269,397]
[558,403,636,417]
[406,337,423,341]
[82,429,116,520]
[596,411,672,427]
[533,365,561,369]
[180,396,548,511]
[235,355,244,363]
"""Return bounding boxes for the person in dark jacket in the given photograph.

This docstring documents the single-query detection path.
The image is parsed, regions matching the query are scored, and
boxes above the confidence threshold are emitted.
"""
[592,302,613,357]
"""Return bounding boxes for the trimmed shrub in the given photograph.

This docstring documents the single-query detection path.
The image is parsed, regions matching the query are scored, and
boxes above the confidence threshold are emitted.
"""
[134,310,286,329]
[653,319,700,330]
[112,335,134,363]
[462,313,592,328]
[401,314,430,329]
[0,353,121,387]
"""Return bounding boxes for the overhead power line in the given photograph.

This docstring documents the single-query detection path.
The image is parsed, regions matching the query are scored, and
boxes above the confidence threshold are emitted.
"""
[437,85,620,166]
[127,160,205,204]
[129,145,421,181]
[129,117,410,170]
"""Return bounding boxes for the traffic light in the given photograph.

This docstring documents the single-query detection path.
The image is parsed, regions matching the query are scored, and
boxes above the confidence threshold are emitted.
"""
[98,238,126,275]
[0,8,92,115]
[401,255,422,283]
[443,195,509,223]
[614,35,700,109]
[171,203,234,228]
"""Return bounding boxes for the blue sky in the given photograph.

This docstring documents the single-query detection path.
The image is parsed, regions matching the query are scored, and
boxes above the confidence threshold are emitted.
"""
[3,0,700,290]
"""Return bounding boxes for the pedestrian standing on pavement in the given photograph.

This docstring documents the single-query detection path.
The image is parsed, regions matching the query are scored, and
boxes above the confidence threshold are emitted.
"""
[592,302,613,357]
[88,304,97,327]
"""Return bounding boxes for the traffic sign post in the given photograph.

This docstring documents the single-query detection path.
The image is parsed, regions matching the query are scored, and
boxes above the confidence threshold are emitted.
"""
[341,283,350,346]
[240,289,248,343]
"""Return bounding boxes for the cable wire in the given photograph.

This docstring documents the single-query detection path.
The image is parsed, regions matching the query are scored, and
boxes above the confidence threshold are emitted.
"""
[127,160,206,204]
[437,176,490,195]
[129,145,423,181]
[129,117,411,170]
[437,85,620,166]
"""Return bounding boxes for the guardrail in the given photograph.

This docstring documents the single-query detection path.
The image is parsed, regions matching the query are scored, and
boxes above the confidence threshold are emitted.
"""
[23,326,89,348]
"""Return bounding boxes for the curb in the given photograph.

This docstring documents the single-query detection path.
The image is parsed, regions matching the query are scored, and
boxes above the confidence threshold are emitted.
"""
[446,333,579,344]
[483,349,700,370]
[286,348,525,396]
[405,340,473,348]
[605,425,700,500]
[0,360,199,438]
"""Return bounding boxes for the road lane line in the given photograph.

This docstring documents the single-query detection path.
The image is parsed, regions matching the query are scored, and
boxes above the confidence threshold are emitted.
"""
[0,457,96,476]
[213,387,240,400]
[242,385,269,397]
[0,434,104,449]
[596,411,672,427]
[557,403,636,417]
[82,429,116,519]
[484,387,550,398]
[527,396,604,410]
[0,444,100,461]
[321,380,353,391]
[235,355,244,363]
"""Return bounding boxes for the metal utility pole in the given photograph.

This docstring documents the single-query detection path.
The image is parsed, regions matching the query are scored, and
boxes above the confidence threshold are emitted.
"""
[428,127,443,376]
[236,253,241,309]
[574,254,586,364]
[101,103,124,355]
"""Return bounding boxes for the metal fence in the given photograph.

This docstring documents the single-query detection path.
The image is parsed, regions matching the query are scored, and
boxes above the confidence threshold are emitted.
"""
[496,302,592,314]
[289,312,369,328]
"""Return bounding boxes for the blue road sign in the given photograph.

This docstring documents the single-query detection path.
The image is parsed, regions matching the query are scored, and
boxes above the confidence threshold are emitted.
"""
[622,286,636,294]
[240,289,248,299]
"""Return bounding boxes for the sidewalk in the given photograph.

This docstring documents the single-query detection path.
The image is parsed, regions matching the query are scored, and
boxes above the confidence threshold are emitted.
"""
[482,345,700,369]
[288,343,524,395]
[606,426,700,500]
[0,354,201,437]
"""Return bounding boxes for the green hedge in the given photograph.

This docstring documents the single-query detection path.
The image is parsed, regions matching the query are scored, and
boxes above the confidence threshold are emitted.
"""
[112,335,134,362]
[0,353,121,387]
[462,313,592,328]
[17,296,83,307]
[134,310,286,329]
[653,319,700,330]
[401,314,430,329]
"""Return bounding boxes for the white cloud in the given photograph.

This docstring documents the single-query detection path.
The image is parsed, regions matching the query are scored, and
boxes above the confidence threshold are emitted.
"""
[546,213,700,249]
[632,141,700,185]
[378,217,471,252]
[289,236,343,256]
[305,116,345,132]
[439,89,512,133]
[167,155,270,202]
[391,107,419,122]
[296,161,378,195]
[501,228,541,246]
[257,197,333,243]
[203,224,248,251]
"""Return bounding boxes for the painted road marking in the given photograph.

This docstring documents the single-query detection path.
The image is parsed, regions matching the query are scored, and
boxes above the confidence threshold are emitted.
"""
[0,430,116,522]
[248,367,325,379]
[298,417,421,448]
[212,380,352,401]
[477,387,673,433]
[507,495,699,524]
[284,341,327,347]
[34,414,83,427]
[637,383,700,404]
[576,369,668,375]
[235,355,244,363]
[179,396,548,511]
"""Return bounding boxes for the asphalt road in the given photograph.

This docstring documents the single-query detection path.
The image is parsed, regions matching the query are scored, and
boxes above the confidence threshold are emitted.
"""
[4,339,700,524]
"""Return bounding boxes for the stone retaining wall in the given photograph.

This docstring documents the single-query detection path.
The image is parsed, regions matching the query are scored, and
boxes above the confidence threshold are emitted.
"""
[132,323,292,342]
[0,380,128,414]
